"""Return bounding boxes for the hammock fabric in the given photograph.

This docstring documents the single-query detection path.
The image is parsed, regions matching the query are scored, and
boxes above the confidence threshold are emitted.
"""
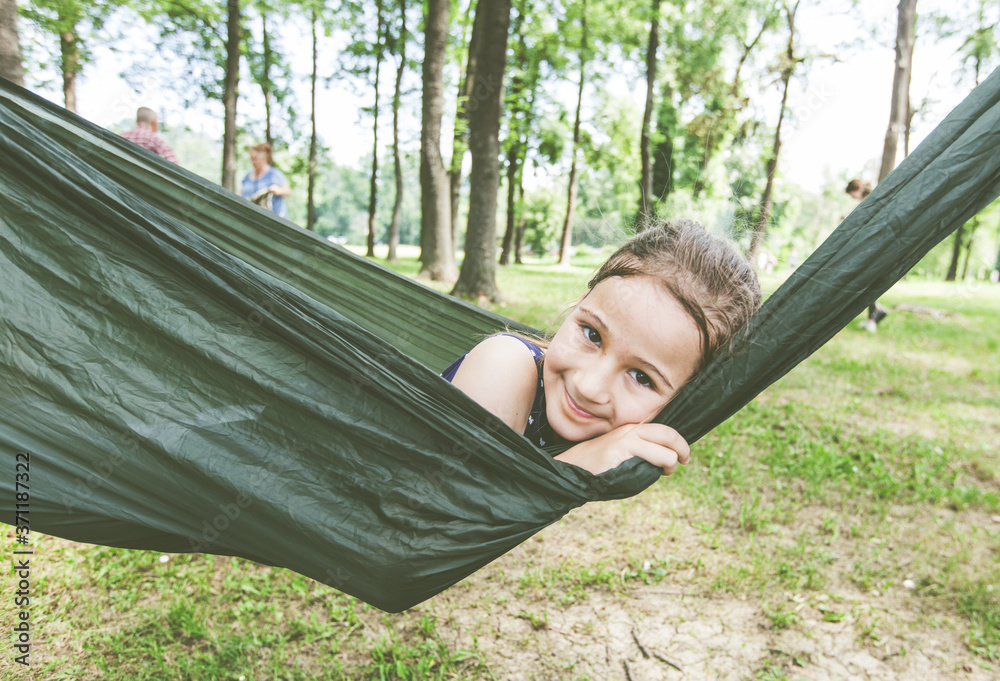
[1,71,999,612]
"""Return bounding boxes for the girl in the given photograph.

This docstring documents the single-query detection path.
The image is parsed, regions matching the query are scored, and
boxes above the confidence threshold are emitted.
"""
[442,218,762,476]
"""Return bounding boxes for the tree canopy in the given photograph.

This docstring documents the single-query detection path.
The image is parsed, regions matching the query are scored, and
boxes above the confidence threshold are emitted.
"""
[12,0,1000,289]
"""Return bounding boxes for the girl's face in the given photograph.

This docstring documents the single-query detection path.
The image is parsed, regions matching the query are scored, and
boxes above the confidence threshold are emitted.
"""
[542,275,703,442]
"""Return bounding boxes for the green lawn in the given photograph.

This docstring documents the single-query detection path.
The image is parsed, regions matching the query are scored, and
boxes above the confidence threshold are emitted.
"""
[3,257,998,680]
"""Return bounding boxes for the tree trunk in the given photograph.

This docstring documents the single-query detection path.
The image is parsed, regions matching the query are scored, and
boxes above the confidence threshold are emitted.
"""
[499,6,530,266]
[637,0,660,219]
[499,143,519,265]
[60,27,79,111]
[514,215,525,265]
[0,0,24,86]
[221,0,241,192]
[877,0,917,183]
[945,42,983,279]
[387,0,407,263]
[367,0,384,258]
[451,0,511,302]
[651,84,675,204]
[262,11,273,147]
[448,0,484,253]
[418,0,457,281]
[558,4,587,267]
[307,6,318,232]
[946,224,964,281]
[960,216,978,281]
[994,232,1000,278]
[747,1,797,263]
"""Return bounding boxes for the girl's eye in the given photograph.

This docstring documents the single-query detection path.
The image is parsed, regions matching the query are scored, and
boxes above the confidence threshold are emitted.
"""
[583,325,601,345]
[629,369,655,390]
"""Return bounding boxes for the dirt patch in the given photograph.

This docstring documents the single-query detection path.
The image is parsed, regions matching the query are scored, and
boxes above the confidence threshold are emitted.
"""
[419,495,998,680]
[3,501,997,681]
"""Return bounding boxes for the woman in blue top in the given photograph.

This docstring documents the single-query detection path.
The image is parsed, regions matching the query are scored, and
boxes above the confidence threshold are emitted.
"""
[241,142,291,218]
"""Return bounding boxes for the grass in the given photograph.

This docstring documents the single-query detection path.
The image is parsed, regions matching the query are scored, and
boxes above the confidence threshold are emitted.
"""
[2,256,999,679]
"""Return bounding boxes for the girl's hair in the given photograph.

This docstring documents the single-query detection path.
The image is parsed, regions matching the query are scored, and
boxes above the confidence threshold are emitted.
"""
[589,217,762,370]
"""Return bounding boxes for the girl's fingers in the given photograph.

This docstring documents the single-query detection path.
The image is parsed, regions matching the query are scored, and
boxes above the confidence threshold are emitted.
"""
[632,423,690,465]
[638,447,681,475]
[624,437,682,475]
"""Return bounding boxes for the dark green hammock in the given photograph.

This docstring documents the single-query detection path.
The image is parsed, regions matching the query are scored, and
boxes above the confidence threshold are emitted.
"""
[1,71,999,612]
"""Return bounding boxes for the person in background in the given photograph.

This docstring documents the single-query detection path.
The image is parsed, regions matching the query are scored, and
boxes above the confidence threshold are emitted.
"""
[120,107,178,163]
[241,142,291,219]
[845,178,888,331]
[845,178,871,200]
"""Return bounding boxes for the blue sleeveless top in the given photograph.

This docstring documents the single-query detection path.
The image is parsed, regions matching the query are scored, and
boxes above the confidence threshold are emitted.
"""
[441,334,563,448]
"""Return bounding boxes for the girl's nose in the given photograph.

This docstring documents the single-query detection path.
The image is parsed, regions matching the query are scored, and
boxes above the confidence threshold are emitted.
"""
[575,357,613,405]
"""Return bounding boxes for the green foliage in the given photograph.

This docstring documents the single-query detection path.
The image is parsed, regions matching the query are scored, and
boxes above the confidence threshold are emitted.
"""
[650,82,677,201]
[243,0,300,146]
[19,0,121,87]
[958,582,1000,660]
[658,0,779,199]
[519,186,564,256]
[365,618,487,680]
[765,604,800,631]
[278,144,422,244]
[129,0,226,106]
[912,196,1000,281]
[925,0,1000,89]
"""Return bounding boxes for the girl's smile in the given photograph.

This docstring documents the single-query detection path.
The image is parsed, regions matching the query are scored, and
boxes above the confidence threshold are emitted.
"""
[542,275,703,442]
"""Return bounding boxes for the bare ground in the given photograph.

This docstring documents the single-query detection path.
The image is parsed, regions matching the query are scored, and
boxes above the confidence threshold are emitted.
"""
[418,497,999,681]
[2,493,998,680]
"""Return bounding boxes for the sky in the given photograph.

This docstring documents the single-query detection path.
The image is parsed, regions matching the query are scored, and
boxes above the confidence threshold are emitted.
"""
[25,0,987,195]
[779,0,976,192]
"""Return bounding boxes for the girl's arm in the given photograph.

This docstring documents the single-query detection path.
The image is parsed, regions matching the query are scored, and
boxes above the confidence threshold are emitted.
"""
[449,335,539,434]
[554,423,689,476]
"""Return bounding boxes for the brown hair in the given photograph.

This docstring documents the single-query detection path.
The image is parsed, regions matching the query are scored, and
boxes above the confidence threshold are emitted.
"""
[845,178,871,198]
[588,217,761,370]
[249,142,274,164]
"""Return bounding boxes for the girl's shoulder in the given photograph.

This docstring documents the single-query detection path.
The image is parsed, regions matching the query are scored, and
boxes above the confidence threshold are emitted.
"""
[464,333,542,369]
[490,333,544,360]
[440,333,540,384]
[446,334,540,433]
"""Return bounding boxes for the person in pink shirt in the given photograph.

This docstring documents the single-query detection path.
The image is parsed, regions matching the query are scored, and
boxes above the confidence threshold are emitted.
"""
[120,107,178,164]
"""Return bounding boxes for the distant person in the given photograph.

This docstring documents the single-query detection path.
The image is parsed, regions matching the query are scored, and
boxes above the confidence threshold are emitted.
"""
[241,142,291,219]
[120,107,178,163]
[845,178,872,200]
[846,178,887,331]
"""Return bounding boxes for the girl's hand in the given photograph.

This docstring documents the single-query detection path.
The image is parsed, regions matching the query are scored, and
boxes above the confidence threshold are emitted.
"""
[554,423,690,476]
